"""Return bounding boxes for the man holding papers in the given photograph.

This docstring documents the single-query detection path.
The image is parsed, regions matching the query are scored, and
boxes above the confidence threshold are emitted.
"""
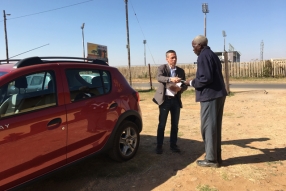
[153,50,187,154]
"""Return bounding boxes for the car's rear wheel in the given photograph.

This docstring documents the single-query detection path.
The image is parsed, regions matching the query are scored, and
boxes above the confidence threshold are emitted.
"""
[109,121,140,162]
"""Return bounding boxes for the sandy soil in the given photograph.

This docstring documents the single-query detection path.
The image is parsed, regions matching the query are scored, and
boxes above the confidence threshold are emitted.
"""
[21,85,286,191]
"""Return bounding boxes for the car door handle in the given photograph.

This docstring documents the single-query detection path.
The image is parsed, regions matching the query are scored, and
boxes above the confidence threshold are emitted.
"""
[109,103,118,109]
[47,118,62,130]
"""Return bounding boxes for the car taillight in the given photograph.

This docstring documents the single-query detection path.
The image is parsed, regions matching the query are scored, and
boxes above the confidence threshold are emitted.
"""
[132,91,140,103]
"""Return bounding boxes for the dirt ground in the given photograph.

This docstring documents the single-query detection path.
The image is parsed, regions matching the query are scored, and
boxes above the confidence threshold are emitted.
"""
[21,81,286,191]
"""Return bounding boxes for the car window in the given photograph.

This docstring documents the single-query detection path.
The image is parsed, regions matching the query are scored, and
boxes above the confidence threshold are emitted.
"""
[80,75,92,84]
[26,76,31,83]
[81,76,88,83]
[30,76,43,85]
[25,73,51,92]
[66,69,111,102]
[80,73,100,84]
[0,71,56,118]
[102,71,111,93]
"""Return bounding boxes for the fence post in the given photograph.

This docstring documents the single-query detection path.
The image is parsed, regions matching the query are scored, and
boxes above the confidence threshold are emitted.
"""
[223,51,230,94]
[148,63,153,90]
[284,63,286,77]
[235,62,237,77]
[257,61,259,77]
[248,62,250,77]
[271,60,274,77]
[231,62,233,77]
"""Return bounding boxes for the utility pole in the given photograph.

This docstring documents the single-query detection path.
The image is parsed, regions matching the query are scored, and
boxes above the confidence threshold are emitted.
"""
[81,23,85,60]
[222,30,226,51]
[143,40,146,66]
[125,0,132,86]
[260,40,264,61]
[3,10,10,63]
[202,3,209,37]
[223,51,230,94]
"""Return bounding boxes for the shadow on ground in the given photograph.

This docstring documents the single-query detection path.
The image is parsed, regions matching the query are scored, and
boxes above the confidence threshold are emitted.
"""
[18,136,286,191]
[221,138,286,166]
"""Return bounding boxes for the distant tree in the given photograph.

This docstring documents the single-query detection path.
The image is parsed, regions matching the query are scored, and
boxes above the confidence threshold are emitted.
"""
[97,49,102,57]
[91,50,98,55]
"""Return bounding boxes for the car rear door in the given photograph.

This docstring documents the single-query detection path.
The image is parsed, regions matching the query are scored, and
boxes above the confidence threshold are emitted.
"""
[0,65,67,190]
[60,65,116,163]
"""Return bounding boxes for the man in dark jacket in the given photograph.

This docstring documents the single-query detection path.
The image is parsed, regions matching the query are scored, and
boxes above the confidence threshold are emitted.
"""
[185,35,227,167]
[153,50,188,154]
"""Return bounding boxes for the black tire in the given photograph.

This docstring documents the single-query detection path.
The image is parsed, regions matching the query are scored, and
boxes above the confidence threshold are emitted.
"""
[109,121,140,162]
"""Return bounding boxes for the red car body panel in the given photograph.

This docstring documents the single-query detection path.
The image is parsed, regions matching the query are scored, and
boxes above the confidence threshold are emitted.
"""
[0,64,67,189]
[0,60,142,190]
[57,64,120,162]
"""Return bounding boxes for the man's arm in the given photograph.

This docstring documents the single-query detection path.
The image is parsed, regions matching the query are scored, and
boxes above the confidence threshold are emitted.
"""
[184,53,214,88]
[157,65,169,83]
[157,65,181,83]
[178,69,188,92]
[192,54,214,88]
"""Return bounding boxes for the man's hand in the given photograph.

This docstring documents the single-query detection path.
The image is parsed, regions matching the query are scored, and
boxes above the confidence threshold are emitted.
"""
[184,79,192,86]
[169,85,181,93]
[170,77,181,83]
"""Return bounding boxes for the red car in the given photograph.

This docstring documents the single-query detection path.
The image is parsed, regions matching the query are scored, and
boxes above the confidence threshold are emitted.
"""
[0,57,142,190]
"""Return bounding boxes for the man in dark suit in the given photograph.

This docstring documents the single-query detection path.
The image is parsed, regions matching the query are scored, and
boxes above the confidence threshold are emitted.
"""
[185,35,227,167]
[153,50,188,154]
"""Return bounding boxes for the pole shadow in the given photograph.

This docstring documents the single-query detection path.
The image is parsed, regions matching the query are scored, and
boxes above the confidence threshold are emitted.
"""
[221,138,286,166]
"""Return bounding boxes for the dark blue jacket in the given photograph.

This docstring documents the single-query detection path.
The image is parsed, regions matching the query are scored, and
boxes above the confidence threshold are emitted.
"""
[191,46,227,102]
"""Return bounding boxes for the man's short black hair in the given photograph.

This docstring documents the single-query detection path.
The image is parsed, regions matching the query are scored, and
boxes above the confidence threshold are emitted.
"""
[166,50,176,57]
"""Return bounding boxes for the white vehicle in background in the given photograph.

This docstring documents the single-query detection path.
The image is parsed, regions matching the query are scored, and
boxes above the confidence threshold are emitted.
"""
[9,73,52,94]
[80,74,98,84]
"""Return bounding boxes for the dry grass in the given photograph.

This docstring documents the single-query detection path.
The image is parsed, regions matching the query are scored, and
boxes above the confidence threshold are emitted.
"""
[22,88,286,191]
[132,77,286,83]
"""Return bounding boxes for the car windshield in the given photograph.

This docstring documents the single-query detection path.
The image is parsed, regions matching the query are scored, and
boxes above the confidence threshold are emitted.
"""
[0,72,8,77]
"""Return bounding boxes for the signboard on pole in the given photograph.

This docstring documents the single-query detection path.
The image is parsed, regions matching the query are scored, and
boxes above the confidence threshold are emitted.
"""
[87,42,108,62]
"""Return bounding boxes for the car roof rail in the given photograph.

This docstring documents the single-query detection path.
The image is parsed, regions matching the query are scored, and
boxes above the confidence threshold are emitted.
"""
[40,57,108,65]
[92,59,108,65]
[0,59,21,64]
[14,57,44,68]
[11,56,109,68]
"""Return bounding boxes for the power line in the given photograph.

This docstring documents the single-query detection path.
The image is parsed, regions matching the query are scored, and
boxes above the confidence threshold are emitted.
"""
[129,0,156,65]
[1,0,93,22]
[9,44,49,59]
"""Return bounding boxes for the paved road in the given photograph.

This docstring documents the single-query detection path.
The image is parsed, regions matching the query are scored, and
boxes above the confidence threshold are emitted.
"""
[229,83,286,89]
[131,82,286,90]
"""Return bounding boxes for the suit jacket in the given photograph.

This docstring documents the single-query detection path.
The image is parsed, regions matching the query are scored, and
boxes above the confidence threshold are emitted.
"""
[191,46,227,102]
[153,64,187,108]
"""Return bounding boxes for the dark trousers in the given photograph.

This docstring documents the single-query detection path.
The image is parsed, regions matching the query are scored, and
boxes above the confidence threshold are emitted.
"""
[200,96,226,162]
[157,97,181,146]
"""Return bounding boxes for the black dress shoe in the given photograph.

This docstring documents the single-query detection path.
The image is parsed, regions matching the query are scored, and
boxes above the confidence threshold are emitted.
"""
[156,145,163,154]
[197,160,219,168]
[170,144,181,153]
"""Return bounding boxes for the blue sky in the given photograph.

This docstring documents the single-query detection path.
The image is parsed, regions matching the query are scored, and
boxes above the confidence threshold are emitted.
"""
[0,0,285,66]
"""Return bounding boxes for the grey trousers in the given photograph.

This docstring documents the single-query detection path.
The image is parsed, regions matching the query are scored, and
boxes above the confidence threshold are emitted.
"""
[200,96,226,162]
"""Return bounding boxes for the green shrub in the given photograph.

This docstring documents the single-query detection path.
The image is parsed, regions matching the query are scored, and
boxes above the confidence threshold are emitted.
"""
[263,60,272,77]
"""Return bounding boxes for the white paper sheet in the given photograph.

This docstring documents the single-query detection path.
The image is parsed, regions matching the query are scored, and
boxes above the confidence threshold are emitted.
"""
[165,82,182,96]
